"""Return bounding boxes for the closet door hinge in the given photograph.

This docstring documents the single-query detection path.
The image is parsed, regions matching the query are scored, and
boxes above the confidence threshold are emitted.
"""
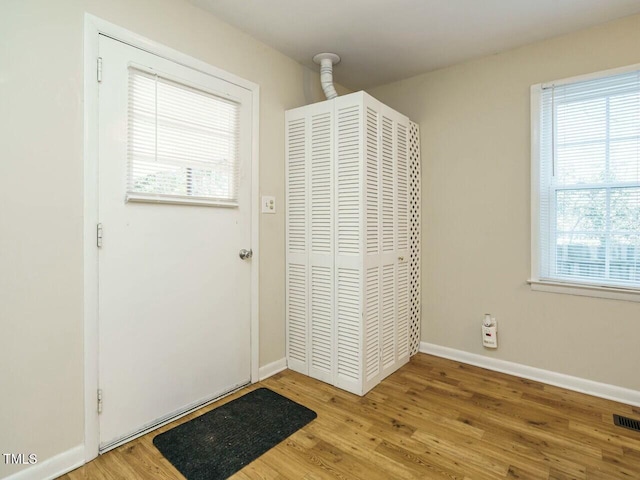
[97,389,103,414]
[97,57,103,83]
[97,223,103,248]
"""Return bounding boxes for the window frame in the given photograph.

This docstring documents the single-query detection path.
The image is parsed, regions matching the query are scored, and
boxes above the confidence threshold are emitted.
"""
[530,63,640,302]
[126,63,243,208]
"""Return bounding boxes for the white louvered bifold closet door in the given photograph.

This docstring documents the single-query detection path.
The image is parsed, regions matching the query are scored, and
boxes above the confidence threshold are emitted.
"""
[286,91,416,396]
[285,111,309,375]
[331,92,411,395]
[334,96,363,394]
[380,102,411,380]
[308,103,335,384]
[286,102,336,383]
[380,112,397,378]
[363,103,381,394]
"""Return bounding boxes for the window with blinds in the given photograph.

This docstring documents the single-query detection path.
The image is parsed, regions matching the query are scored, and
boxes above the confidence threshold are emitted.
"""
[536,68,640,288]
[127,66,240,206]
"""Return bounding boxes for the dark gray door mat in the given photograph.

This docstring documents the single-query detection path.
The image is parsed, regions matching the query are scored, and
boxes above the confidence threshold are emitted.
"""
[153,387,317,480]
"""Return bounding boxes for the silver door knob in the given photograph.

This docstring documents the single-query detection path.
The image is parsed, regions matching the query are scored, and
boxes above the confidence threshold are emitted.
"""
[239,248,253,260]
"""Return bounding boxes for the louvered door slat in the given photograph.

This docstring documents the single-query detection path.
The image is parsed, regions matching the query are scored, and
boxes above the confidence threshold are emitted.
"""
[381,264,396,370]
[365,107,379,255]
[337,105,361,256]
[336,267,361,390]
[365,266,380,382]
[397,123,409,251]
[287,118,307,253]
[381,116,395,253]
[310,265,333,382]
[287,263,307,369]
[311,112,333,254]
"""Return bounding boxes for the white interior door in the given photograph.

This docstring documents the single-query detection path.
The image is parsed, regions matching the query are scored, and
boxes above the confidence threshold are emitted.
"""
[97,35,253,450]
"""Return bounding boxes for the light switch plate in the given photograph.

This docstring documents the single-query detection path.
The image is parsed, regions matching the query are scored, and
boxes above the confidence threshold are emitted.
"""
[261,195,276,214]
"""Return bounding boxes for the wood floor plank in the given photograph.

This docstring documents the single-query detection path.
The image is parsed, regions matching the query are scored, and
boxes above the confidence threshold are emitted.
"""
[60,354,640,479]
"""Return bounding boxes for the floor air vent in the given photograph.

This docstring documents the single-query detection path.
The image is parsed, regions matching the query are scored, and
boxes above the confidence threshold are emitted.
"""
[613,414,640,432]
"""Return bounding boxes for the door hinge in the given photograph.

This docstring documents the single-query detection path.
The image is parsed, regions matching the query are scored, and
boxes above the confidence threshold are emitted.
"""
[97,389,103,414]
[97,223,103,248]
[97,57,103,83]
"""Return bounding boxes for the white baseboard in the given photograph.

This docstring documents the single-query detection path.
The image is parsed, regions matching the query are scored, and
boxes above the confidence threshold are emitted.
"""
[3,445,84,480]
[419,342,640,408]
[258,357,287,381]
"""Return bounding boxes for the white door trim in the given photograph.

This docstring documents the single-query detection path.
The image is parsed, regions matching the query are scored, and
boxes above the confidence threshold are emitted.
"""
[83,13,260,463]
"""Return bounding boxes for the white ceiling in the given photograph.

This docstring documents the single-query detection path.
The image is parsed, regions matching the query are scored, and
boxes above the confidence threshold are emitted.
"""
[190,0,640,90]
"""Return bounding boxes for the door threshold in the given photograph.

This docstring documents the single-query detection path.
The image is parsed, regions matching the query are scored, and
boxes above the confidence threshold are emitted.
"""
[99,381,251,454]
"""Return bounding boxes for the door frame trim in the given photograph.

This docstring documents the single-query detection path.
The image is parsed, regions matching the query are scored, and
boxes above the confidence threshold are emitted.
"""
[83,13,260,462]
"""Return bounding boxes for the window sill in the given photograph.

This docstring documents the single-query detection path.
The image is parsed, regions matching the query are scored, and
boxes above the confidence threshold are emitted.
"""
[528,279,640,303]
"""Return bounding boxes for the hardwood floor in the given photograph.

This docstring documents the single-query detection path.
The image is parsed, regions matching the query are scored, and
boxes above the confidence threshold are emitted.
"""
[62,354,640,479]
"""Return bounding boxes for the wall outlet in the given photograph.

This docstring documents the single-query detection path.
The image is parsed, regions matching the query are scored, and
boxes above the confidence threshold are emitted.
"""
[261,195,276,214]
[482,315,497,349]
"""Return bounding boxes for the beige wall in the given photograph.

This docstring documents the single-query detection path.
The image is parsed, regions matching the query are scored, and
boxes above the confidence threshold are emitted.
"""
[369,14,640,392]
[0,0,348,477]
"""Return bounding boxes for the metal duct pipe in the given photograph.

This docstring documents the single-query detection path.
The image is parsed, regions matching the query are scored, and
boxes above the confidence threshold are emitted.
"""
[313,53,341,100]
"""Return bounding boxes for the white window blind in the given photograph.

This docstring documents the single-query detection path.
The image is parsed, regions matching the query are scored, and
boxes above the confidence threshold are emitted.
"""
[127,66,240,206]
[538,69,640,288]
